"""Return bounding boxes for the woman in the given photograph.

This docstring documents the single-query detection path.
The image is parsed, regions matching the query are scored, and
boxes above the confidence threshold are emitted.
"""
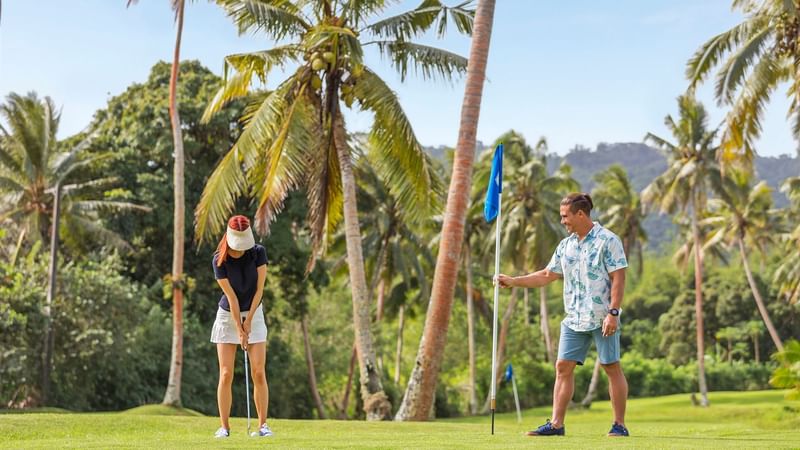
[210,215,271,438]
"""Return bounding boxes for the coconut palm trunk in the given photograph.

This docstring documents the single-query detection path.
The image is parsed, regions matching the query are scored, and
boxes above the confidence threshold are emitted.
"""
[333,111,391,420]
[162,0,186,408]
[692,198,710,407]
[464,246,478,414]
[737,238,783,352]
[523,288,530,327]
[339,344,357,419]
[395,0,497,421]
[394,304,406,385]
[41,181,62,405]
[301,314,327,419]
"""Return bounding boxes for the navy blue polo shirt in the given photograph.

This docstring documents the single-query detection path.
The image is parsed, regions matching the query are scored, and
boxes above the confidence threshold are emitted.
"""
[212,244,267,312]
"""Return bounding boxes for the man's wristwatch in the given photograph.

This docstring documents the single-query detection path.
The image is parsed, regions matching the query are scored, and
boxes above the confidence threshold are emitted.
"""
[608,308,620,316]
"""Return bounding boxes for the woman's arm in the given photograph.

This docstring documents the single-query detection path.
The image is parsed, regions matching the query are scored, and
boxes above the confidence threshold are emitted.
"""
[216,278,244,333]
[245,265,267,326]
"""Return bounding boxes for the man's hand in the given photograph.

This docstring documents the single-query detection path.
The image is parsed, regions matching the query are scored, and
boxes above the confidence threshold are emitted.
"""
[494,274,514,288]
[602,314,619,337]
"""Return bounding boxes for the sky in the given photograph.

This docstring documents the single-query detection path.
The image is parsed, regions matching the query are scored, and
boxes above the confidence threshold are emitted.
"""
[1,0,797,157]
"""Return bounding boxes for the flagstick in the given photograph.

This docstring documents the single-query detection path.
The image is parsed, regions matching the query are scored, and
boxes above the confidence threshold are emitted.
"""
[490,194,502,435]
[511,372,522,423]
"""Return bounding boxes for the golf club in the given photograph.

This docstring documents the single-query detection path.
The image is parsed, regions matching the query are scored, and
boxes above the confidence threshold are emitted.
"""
[244,346,252,437]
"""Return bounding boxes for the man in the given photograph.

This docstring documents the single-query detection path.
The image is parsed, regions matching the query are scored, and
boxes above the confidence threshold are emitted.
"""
[495,193,630,437]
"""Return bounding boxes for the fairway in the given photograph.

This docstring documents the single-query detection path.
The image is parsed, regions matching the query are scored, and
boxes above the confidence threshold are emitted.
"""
[2,390,798,449]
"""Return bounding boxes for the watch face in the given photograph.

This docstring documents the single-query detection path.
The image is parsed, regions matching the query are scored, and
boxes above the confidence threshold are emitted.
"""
[609,308,619,316]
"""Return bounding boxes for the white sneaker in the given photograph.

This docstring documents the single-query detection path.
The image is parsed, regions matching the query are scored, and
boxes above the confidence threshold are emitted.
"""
[256,423,273,437]
[214,427,230,438]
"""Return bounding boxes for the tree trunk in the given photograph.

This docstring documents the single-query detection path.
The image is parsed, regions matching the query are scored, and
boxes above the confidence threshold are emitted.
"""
[753,334,760,364]
[691,200,709,407]
[395,0,497,421]
[481,288,518,413]
[375,277,387,372]
[394,304,405,385]
[580,358,602,407]
[333,112,391,420]
[42,181,61,405]
[339,344,357,419]
[464,246,478,414]
[301,314,327,419]
[523,288,530,327]
[163,0,186,408]
[727,339,732,363]
[737,238,784,352]
[540,287,553,363]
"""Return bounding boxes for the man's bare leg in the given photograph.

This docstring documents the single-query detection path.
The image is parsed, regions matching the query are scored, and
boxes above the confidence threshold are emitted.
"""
[602,362,628,427]
[550,359,578,427]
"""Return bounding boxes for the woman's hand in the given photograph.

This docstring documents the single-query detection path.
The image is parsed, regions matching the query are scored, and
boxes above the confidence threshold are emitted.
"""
[238,327,249,351]
[242,317,251,335]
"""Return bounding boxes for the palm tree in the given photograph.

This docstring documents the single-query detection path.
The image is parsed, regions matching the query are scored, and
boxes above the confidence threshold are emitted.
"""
[581,164,647,407]
[592,165,647,276]
[716,326,739,363]
[355,152,438,378]
[775,177,800,304]
[642,94,723,407]
[127,0,189,407]
[196,0,472,420]
[704,169,784,353]
[687,0,800,163]
[0,92,147,404]
[396,0,497,421]
[745,320,765,363]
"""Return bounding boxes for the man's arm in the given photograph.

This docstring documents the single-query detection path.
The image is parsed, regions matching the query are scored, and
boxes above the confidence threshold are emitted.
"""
[608,268,625,310]
[602,268,626,336]
[495,269,562,289]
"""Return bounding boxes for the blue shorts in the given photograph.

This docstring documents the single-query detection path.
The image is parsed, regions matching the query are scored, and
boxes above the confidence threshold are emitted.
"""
[557,322,620,365]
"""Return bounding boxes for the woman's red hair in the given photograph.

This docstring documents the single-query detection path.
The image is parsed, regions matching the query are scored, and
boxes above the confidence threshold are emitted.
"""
[216,215,251,266]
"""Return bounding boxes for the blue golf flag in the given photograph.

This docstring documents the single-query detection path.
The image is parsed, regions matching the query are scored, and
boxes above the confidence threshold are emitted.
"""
[484,143,503,222]
[504,363,514,382]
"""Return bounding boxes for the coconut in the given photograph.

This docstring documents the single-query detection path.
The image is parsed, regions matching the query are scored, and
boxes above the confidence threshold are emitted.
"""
[311,74,322,90]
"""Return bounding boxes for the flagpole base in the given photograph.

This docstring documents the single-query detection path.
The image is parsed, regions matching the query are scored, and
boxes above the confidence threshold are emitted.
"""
[491,408,495,435]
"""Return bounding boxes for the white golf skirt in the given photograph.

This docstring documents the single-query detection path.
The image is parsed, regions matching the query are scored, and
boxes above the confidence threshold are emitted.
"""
[210,304,268,344]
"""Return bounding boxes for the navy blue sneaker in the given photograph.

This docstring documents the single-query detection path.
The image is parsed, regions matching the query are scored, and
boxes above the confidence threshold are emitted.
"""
[608,422,629,437]
[525,419,565,436]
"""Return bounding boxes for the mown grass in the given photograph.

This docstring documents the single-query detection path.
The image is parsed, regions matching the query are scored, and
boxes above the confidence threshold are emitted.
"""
[1,390,798,448]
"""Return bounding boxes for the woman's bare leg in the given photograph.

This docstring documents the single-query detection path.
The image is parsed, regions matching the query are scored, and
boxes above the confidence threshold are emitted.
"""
[247,342,269,426]
[217,343,237,429]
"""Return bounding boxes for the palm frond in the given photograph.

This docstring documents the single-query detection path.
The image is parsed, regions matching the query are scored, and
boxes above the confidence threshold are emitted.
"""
[342,0,389,27]
[203,46,300,122]
[719,53,788,163]
[194,144,249,244]
[68,200,151,214]
[64,215,133,252]
[713,24,771,104]
[686,17,767,90]
[251,83,312,236]
[217,0,310,39]
[372,41,467,82]
[365,0,474,40]
[352,66,438,220]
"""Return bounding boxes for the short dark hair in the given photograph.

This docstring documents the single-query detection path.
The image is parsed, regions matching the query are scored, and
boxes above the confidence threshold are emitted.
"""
[561,192,593,216]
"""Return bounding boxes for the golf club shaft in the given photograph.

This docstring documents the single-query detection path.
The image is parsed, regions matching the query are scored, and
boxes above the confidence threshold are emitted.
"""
[244,347,251,435]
